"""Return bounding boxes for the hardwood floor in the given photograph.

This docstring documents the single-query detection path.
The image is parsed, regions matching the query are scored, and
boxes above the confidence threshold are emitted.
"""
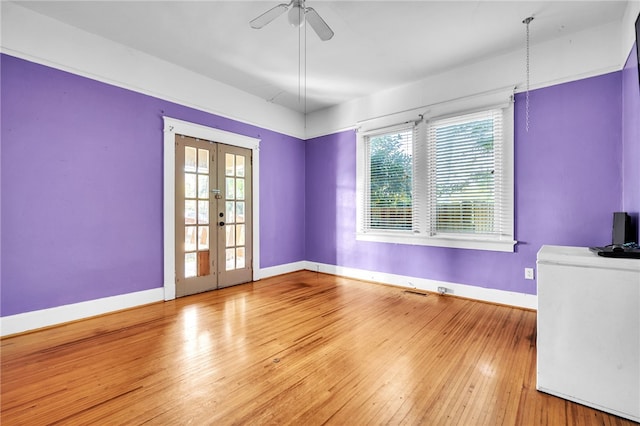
[1,271,635,425]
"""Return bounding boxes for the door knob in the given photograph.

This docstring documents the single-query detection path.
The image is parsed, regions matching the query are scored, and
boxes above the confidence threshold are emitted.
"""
[219,221,225,226]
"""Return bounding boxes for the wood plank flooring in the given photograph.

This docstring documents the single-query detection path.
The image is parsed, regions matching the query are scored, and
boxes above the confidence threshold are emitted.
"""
[1,271,636,425]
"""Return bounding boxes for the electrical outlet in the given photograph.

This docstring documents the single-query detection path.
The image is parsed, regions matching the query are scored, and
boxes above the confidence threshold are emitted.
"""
[437,286,449,294]
[524,267,535,280]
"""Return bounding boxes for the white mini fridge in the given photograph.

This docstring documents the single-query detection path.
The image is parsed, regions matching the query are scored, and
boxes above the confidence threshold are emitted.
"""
[536,245,640,422]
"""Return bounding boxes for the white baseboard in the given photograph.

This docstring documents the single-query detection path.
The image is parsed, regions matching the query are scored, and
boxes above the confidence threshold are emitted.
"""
[1,261,536,336]
[302,261,538,310]
[0,288,164,337]
[259,261,307,280]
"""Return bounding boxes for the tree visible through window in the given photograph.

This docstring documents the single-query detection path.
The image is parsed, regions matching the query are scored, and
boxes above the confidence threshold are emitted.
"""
[433,116,496,234]
[367,129,413,230]
[357,99,514,252]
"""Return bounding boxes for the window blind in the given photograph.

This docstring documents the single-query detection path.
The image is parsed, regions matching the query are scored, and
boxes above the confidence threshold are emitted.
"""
[363,126,416,231]
[427,108,506,237]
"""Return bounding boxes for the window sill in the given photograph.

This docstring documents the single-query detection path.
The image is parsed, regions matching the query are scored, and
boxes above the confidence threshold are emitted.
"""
[356,231,517,252]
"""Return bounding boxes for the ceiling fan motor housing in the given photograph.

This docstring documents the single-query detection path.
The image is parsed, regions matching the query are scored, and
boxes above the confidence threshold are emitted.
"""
[288,1,305,27]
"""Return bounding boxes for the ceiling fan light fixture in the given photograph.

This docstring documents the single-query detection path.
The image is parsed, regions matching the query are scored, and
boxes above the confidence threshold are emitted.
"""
[288,3,305,27]
[250,0,333,40]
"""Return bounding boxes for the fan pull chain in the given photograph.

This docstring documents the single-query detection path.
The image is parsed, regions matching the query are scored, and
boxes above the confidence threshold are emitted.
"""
[298,19,302,103]
[523,16,533,132]
[304,13,308,120]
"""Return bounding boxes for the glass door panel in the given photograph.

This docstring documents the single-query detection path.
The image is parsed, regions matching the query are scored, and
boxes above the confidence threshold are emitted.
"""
[236,247,246,269]
[185,146,211,278]
[224,153,244,271]
[176,136,252,296]
[185,147,197,172]
[217,146,252,287]
[175,136,216,297]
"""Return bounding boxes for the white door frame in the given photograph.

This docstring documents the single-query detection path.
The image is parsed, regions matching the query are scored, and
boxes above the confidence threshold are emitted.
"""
[163,117,261,300]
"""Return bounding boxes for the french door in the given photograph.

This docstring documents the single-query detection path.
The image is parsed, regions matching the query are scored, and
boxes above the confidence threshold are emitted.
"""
[175,135,252,297]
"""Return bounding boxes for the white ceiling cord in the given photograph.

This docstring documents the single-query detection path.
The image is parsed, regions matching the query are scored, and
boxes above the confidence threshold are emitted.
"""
[523,16,534,133]
[297,12,308,120]
[304,20,308,118]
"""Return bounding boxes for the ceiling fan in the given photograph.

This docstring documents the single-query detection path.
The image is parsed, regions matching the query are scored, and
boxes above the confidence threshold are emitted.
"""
[250,0,334,41]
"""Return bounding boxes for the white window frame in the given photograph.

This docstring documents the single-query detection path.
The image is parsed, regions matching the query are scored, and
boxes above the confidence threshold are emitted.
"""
[356,88,516,252]
[360,123,418,233]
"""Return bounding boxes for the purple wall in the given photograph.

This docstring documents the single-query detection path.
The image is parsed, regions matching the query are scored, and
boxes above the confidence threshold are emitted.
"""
[306,72,623,295]
[1,54,305,316]
[0,50,631,317]
[622,42,640,239]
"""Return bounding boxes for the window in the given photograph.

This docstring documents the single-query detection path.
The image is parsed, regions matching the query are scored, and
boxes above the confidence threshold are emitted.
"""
[363,125,416,231]
[429,109,506,236]
[356,92,515,252]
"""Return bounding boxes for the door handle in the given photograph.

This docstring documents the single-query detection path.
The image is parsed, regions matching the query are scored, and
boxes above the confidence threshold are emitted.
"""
[219,221,225,227]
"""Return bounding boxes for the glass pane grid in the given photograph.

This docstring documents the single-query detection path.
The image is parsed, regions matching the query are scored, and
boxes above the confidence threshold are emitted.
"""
[198,175,209,199]
[226,177,235,199]
[236,224,245,246]
[225,153,235,176]
[183,145,212,278]
[236,202,245,223]
[236,247,245,269]
[222,154,248,271]
[226,201,235,223]
[185,173,197,198]
[236,155,245,177]
[185,226,197,251]
[185,253,196,278]
[226,248,235,271]
[236,178,245,200]
[198,226,209,250]
[225,225,235,248]
[185,147,197,172]
[198,149,209,173]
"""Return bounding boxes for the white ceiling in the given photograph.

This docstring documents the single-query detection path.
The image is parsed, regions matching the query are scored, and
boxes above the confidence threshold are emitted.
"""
[14,1,629,114]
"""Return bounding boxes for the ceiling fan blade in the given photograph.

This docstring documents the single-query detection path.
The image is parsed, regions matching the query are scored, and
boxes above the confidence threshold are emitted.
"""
[250,3,290,29]
[305,7,334,41]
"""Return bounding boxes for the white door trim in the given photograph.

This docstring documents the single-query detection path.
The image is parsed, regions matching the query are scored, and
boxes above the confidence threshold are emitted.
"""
[163,117,261,300]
